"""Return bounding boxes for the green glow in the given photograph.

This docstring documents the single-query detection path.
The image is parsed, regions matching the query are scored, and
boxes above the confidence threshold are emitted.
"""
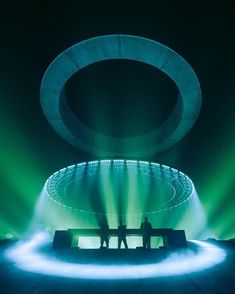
[34,160,205,248]
[1,95,234,243]
[99,162,118,228]
[126,164,141,228]
[199,138,235,239]
[0,96,44,239]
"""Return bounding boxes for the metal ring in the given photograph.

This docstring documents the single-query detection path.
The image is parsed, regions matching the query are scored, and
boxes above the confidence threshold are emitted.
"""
[40,35,202,157]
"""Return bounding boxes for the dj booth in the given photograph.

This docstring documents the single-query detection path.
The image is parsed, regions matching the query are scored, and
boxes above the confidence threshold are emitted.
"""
[52,228,188,249]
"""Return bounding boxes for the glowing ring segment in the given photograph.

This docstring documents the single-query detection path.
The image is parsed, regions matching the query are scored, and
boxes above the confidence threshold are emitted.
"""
[5,233,226,279]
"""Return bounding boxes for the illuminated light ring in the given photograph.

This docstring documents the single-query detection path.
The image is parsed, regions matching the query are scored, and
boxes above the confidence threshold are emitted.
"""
[61,161,178,207]
[62,176,177,210]
[46,161,188,214]
[45,162,186,213]
[61,170,177,210]
[5,233,226,279]
[158,182,177,207]
[45,160,191,213]
[40,34,202,157]
[44,160,194,215]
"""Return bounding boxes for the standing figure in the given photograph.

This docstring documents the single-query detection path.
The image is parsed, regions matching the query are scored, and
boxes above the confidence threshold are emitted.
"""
[140,217,152,249]
[99,219,109,248]
[118,219,128,249]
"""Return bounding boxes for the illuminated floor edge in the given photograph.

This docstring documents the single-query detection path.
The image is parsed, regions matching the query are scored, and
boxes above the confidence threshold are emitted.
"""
[4,233,226,280]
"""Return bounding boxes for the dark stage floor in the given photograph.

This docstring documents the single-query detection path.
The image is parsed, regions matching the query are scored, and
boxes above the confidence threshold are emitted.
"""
[0,239,235,294]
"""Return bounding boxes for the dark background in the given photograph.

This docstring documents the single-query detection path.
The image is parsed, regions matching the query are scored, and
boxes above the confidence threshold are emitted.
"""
[0,0,234,238]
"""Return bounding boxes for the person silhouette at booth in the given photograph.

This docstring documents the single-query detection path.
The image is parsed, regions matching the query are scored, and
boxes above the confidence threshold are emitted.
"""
[118,219,128,249]
[99,219,109,248]
[140,217,152,249]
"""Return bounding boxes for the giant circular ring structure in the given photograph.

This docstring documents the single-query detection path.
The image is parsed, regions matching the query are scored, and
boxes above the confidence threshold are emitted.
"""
[40,35,202,158]
[44,160,194,215]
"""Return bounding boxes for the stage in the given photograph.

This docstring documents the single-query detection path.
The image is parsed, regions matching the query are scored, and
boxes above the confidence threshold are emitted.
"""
[0,238,235,293]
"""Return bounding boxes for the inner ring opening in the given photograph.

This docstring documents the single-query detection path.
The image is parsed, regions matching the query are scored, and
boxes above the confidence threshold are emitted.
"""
[66,59,178,138]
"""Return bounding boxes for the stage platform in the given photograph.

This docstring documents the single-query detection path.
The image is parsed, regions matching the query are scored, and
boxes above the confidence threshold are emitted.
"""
[0,239,235,293]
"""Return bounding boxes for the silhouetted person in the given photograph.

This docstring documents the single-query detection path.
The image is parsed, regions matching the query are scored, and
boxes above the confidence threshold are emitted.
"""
[118,220,128,249]
[99,219,109,248]
[140,217,152,249]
